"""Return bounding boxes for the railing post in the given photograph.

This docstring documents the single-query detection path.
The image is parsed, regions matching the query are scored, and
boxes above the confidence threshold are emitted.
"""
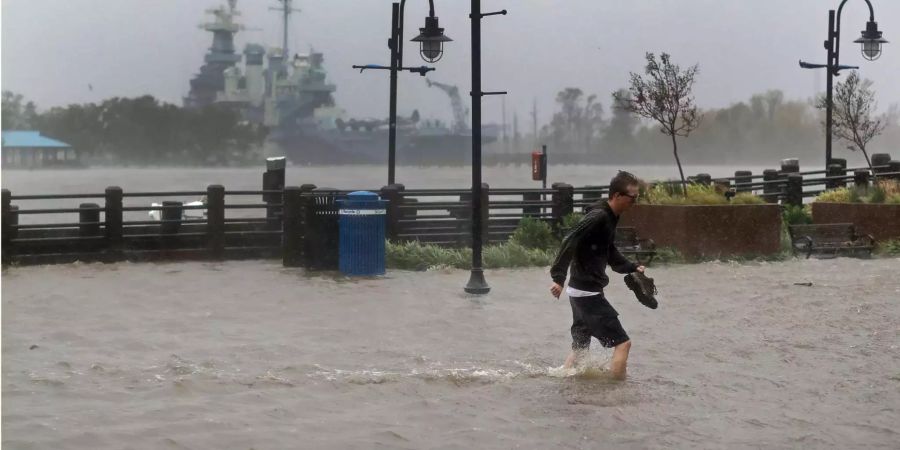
[263,157,286,230]
[889,161,900,181]
[457,190,473,246]
[160,201,183,235]
[714,180,731,197]
[785,174,803,207]
[762,169,780,204]
[734,171,752,193]
[380,184,404,241]
[871,153,891,176]
[523,192,541,217]
[480,183,490,245]
[853,169,870,190]
[79,203,101,237]
[2,189,11,264]
[826,163,845,189]
[582,185,603,213]
[551,182,574,228]
[104,186,123,257]
[282,186,303,267]
[299,188,317,269]
[206,184,225,259]
[780,158,800,174]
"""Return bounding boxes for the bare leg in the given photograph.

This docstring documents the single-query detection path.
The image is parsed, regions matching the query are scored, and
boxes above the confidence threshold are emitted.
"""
[609,340,631,380]
[564,348,587,369]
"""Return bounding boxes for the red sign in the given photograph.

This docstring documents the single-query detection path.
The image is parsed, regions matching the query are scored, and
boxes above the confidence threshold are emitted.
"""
[532,151,543,181]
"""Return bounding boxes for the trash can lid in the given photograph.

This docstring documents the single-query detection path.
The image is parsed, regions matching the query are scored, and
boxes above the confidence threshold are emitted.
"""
[347,191,379,199]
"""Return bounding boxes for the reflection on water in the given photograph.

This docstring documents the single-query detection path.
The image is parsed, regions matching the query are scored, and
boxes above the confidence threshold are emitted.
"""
[3,257,899,448]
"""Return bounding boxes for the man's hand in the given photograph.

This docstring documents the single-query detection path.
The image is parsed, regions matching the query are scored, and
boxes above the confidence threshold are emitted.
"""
[550,282,563,299]
[636,265,646,273]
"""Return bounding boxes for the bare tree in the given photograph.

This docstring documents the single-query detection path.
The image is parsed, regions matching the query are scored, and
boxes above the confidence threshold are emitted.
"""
[614,53,701,193]
[816,71,886,180]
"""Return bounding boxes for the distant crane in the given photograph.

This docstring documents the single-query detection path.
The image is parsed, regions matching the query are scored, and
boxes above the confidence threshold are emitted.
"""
[425,78,469,134]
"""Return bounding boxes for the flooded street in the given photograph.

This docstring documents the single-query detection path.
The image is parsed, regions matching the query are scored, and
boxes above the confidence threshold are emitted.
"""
[3,257,899,449]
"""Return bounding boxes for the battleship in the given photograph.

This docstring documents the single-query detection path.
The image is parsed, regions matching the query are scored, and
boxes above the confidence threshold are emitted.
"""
[184,0,497,165]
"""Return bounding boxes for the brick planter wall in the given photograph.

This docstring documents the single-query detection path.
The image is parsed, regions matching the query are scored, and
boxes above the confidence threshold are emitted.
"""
[812,203,900,241]
[617,204,782,258]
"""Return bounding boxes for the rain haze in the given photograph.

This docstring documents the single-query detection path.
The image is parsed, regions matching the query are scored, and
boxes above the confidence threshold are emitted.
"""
[3,2,900,449]
[4,0,900,129]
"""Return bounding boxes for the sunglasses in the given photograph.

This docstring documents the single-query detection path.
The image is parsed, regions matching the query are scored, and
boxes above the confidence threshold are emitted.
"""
[619,193,639,201]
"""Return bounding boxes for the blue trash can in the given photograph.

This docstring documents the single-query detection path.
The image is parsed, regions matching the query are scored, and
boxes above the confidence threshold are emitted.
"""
[338,191,387,276]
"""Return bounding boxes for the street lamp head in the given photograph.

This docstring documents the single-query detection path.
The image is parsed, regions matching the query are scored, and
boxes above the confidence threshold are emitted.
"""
[411,16,452,63]
[854,21,888,61]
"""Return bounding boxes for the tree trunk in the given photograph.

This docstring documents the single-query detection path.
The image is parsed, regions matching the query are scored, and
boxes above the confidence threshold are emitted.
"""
[861,146,878,183]
[672,134,687,195]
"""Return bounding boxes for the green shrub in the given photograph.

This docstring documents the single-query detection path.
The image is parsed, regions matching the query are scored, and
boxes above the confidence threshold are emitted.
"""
[386,241,469,270]
[642,182,766,205]
[652,247,685,264]
[641,183,682,204]
[558,212,584,238]
[386,240,556,270]
[483,242,556,268]
[868,185,887,203]
[510,217,558,250]
[876,239,900,255]
[816,180,900,204]
[815,187,852,203]
[876,180,900,204]
[782,205,812,225]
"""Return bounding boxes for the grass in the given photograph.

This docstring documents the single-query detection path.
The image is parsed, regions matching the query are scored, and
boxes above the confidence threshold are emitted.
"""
[814,180,900,204]
[640,183,765,205]
[386,239,798,271]
[386,241,556,271]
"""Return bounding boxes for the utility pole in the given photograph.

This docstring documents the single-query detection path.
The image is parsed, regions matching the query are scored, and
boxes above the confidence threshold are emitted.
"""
[531,98,538,149]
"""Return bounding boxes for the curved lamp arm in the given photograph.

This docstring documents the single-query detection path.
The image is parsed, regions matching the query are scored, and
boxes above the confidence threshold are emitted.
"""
[834,0,876,71]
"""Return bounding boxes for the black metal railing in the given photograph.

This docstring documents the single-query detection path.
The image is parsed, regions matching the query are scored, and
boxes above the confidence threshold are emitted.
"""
[3,158,899,266]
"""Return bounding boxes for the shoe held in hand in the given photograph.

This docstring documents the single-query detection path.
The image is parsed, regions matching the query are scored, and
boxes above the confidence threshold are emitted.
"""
[624,272,658,309]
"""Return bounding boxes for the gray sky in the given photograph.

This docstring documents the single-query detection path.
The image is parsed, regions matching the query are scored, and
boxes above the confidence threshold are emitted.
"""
[3,0,899,128]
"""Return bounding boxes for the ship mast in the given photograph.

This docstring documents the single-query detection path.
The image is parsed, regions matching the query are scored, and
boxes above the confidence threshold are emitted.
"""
[270,0,301,58]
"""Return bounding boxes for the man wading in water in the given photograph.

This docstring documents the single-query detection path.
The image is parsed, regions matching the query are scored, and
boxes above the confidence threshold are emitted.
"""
[549,171,645,379]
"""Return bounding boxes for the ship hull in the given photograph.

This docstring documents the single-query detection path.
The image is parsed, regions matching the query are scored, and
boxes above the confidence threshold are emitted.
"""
[268,127,481,166]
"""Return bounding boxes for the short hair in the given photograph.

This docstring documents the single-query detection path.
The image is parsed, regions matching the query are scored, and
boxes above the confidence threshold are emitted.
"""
[609,171,640,197]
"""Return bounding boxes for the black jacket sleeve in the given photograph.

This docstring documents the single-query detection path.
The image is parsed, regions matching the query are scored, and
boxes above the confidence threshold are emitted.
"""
[549,211,601,285]
[608,241,639,274]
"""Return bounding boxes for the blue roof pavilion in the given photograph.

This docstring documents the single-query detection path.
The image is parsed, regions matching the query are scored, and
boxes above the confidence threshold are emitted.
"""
[2,131,78,168]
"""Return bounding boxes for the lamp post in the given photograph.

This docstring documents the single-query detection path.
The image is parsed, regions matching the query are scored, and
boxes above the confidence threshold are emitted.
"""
[353,1,452,186]
[799,0,888,168]
[463,0,506,295]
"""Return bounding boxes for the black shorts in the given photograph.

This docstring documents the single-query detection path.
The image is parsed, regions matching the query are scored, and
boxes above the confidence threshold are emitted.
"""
[569,294,630,349]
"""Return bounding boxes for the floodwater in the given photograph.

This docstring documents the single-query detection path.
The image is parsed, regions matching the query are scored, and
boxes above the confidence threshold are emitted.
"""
[1,164,772,225]
[3,257,899,449]
[1,164,771,194]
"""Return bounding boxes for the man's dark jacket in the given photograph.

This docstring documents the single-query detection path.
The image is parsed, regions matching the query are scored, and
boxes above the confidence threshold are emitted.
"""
[550,201,638,292]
